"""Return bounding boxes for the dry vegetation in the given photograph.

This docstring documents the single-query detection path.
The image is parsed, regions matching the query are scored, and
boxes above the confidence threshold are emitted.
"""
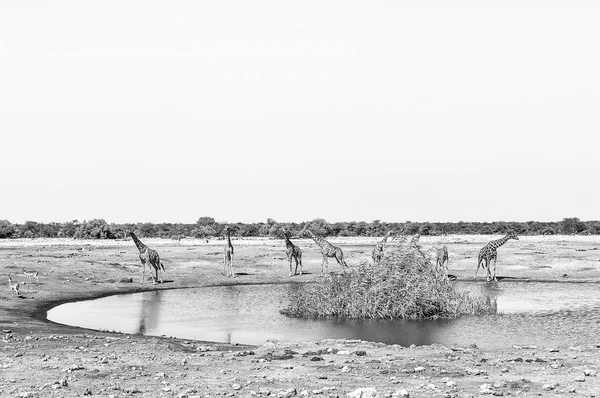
[283,245,496,319]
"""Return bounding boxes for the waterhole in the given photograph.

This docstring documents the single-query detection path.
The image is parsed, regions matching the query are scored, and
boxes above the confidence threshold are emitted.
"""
[47,282,600,348]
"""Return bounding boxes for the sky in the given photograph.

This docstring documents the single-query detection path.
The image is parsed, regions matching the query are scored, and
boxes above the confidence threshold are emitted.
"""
[1,1,599,224]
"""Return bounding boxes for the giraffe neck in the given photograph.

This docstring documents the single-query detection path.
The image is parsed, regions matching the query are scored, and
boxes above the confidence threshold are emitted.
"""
[307,230,328,248]
[284,234,293,248]
[491,235,511,249]
[226,230,232,246]
[130,232,147,252]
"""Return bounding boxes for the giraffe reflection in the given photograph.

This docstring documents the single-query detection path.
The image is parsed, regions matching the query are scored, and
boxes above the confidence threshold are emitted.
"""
[137,290,163,335]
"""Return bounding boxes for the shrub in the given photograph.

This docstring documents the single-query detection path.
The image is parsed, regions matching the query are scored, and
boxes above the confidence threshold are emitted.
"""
[282,245,496,319]
[73,219,116,239]
[0,220,16,238]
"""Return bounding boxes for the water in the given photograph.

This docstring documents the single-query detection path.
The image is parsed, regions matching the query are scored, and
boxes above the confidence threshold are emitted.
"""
[47,282,600,349]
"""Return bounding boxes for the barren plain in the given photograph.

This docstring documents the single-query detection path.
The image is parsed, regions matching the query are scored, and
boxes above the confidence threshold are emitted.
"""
[1,235,599,397]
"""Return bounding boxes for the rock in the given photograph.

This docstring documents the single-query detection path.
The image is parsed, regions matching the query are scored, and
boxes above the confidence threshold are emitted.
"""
[492,381,506,389]
[353,350,367,356]
[341,366,351,373]
[232,384,242,391]
[575,375,585,382]
[310,356,323,362]
[392,389,409,398]
[541,384,557,391]
[280,388,297,397]
[583,369,596,376]
[119,278,133,283]
[346,388,378,398]
[414,366,425,373]
[479,384,493,395]
[446,381,456,388]
[465,367,487,376]
[337,350,351,355]
[84,388,92,395]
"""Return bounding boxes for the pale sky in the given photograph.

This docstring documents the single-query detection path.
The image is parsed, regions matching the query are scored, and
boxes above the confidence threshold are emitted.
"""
[1,1,599,224]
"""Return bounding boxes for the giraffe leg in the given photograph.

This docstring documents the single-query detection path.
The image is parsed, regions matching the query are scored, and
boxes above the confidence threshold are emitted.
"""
[336,254,346,274]
[140,260,146,284]
[475,257,483,279]
[492,257,498,281]
[223,255,227,276]
[486,258,492,282]
[289,255,294,277]
[230,253,235,277]
[298,252,303,275]
[321,255,327,275]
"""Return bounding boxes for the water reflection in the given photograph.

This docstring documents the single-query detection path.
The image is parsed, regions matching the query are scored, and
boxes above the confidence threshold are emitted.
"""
[47,282,600,349]
[137,290,163,335]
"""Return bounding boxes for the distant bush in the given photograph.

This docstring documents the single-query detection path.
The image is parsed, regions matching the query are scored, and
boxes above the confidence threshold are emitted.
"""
[73,219,116,239]
[0,220,16,238]
[281,245,496,319]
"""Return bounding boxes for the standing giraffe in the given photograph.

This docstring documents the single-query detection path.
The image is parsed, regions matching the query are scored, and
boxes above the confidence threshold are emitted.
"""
[435,245,449,270]
[372,230,393,265]
[281,227,303,276]
[475,233,519,281]
[223,226,234,277]
[304,229,348,275]
[127,230,165,285]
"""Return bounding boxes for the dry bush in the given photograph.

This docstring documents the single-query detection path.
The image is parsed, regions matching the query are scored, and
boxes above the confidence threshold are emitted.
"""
[282,245,496,319]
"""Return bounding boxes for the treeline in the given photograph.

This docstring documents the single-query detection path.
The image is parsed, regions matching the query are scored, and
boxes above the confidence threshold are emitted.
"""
[0,217,597,240]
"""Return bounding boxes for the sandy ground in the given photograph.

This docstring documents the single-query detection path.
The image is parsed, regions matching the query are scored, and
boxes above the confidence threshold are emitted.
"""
[1,235,600,397]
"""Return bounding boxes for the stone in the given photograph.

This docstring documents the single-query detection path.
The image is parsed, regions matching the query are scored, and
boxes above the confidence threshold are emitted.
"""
[583,369,596,376]
[346,388,378,398]
[541,384,556,391]
[392,389,409,398]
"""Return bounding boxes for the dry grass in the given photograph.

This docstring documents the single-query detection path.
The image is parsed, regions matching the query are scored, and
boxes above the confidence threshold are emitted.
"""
[282,243,496,319]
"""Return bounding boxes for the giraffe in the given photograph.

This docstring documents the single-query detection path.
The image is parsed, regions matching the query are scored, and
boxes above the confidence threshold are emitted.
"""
[475,233,519,281]
[435,245,449,270]
[372,230,393,265]
[127,230,165,285]
[281,227,303,276]
[304,229,348,275]
[223,225,234,277]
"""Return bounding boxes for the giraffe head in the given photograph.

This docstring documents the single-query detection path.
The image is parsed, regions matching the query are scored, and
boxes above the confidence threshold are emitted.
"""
[507,232,519,241]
